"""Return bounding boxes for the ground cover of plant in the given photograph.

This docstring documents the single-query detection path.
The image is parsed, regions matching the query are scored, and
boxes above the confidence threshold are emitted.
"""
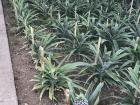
[11,0,140,105]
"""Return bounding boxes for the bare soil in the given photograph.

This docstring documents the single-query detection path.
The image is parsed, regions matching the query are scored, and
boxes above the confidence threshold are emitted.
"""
[2,1,59,105]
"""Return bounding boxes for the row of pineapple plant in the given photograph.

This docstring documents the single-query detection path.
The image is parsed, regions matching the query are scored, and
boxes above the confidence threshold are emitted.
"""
[12,0,140,104]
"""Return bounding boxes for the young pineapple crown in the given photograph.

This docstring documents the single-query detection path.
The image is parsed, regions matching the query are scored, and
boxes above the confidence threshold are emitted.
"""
[74,99,88,105]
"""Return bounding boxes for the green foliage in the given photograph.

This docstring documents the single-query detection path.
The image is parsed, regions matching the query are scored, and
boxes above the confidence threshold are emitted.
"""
[95,20,132,50]
[32,56,89,100]
[86,82,104,105]
[115,62,140,105]
[73,82,104,105]
[28,0,57,21]
[82,45,130,84]
[13,0,37,30]
[12,0,140,104]
[52,18,92,60]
